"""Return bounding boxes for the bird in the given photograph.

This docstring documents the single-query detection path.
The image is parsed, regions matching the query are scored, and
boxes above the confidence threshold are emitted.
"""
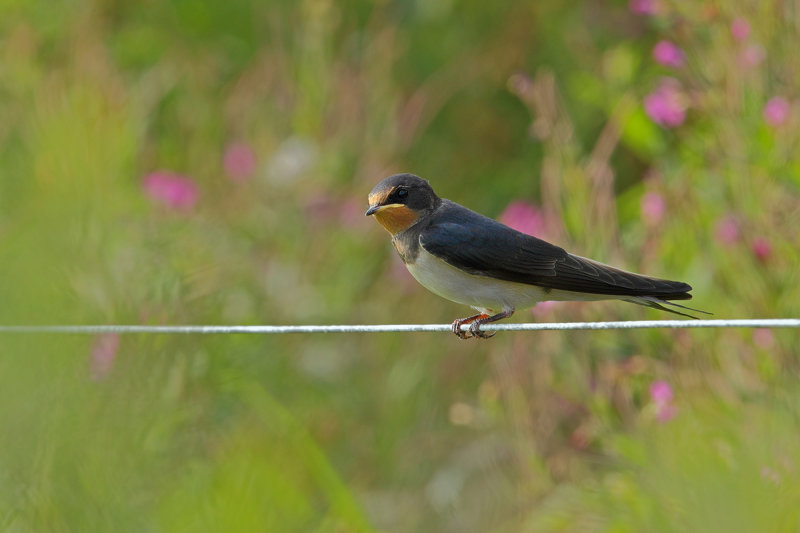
[366,173,707,339]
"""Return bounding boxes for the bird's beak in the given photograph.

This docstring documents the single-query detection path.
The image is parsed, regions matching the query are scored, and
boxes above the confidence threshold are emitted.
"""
[366,203,404,216]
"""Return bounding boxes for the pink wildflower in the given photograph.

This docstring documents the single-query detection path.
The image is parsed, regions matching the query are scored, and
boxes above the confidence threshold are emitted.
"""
[731,18,751,41]
[657,404,678,422]
[143,171,199,211]
[739,44,765,68]
[90,333,120,381]
[499,201,546,237]
[650,380,673,404]
[751,237,772,261]
[714,215,740,245]
[303,192,336,226]
[752,328,775,349]
[629,0,661,15]
[650,380,677,422]
[338,197,365,229]
[653,41,685,68]
[641,191,666,225]
[532,300,557,317]
[508,72,534,97]
[764,97,790,127]
[644,79,687,128]
[223,141,257,182]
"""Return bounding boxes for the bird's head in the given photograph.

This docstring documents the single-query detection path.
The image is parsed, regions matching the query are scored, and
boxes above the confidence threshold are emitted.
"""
[365,173,440,235]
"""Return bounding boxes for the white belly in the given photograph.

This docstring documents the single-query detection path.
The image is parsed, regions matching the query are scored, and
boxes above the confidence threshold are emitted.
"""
[406,248,610,314]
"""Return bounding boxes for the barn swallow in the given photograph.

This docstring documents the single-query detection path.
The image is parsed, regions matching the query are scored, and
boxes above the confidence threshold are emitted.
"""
[366,173,707,339]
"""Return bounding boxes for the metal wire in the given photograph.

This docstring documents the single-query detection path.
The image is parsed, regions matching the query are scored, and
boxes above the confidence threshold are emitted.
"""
[0,319,796,335]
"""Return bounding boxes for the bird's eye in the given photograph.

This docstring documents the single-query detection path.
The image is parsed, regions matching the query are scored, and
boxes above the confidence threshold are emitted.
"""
[396,188,408,199]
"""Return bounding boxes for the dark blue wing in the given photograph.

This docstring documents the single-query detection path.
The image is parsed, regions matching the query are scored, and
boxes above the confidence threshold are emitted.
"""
[418,202,565,280]
[419,201,692,298]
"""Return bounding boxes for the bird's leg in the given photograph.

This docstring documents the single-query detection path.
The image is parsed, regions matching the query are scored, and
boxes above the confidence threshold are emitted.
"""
[451,313,489,339]
[468,309,514,339]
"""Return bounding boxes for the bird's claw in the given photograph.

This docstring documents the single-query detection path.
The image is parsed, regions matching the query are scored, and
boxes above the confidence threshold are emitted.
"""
[469,321,495,338]
[451,319,474,339]
[450,310,512,339]
[451,313,488,339]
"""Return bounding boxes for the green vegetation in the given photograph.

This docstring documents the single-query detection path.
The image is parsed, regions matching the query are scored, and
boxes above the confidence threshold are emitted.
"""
[0,1,798,531]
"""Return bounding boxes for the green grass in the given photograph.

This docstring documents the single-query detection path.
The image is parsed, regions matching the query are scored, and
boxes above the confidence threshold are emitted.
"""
[0,0,798,531]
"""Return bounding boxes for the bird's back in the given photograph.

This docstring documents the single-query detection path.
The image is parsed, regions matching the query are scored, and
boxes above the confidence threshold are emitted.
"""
[419,200,692,300]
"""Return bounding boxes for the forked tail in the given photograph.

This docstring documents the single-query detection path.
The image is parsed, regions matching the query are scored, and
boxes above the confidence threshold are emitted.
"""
[623,295,712,319]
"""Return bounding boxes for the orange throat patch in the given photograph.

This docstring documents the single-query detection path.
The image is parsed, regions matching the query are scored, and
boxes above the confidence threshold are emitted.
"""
[373,205,419,234]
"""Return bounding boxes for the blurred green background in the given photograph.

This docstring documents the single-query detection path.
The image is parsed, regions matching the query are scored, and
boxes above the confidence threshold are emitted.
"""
[1,0,799,531]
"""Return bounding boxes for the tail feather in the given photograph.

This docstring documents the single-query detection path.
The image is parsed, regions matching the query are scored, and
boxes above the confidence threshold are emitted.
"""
[535,253,709,318]
[553,254,694,299]
[658,290,693,301]
[623,296,712,319]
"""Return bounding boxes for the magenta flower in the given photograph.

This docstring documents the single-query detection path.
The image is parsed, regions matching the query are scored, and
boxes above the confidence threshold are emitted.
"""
[650,380,673,404]
[641,191,666,225]
[650,380,677,422]
[508,72,534,97]
[303,192,334,225]
[731,18,751,41]
[751,237,772,261]
[629,0,661,15]
[499,201,546,237]
[714,215,740,245]
[752,328,775,349]
[764,97,790,127]
[90,333,120,381]
[338,197,365,229]
[653,41,685,68]
[644,79,687,128]
[223,141,257,182]
[143,171,199,211]
[739,44,766,68]
[532,300,557,317]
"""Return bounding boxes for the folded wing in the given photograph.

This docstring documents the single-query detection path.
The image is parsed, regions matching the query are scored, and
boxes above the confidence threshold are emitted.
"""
[419,204,691,300]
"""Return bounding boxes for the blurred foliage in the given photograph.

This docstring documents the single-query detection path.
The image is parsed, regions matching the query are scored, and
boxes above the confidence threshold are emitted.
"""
[0,0,799,531]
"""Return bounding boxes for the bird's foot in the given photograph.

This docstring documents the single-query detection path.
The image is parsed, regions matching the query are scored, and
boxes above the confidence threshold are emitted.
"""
[451,310,514,339]
[469,321,496,338]
[463,310,515,339]
[451,314,488,339]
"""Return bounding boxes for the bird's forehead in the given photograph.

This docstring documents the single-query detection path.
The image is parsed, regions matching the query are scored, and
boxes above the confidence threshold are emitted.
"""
[368,187,393,206]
